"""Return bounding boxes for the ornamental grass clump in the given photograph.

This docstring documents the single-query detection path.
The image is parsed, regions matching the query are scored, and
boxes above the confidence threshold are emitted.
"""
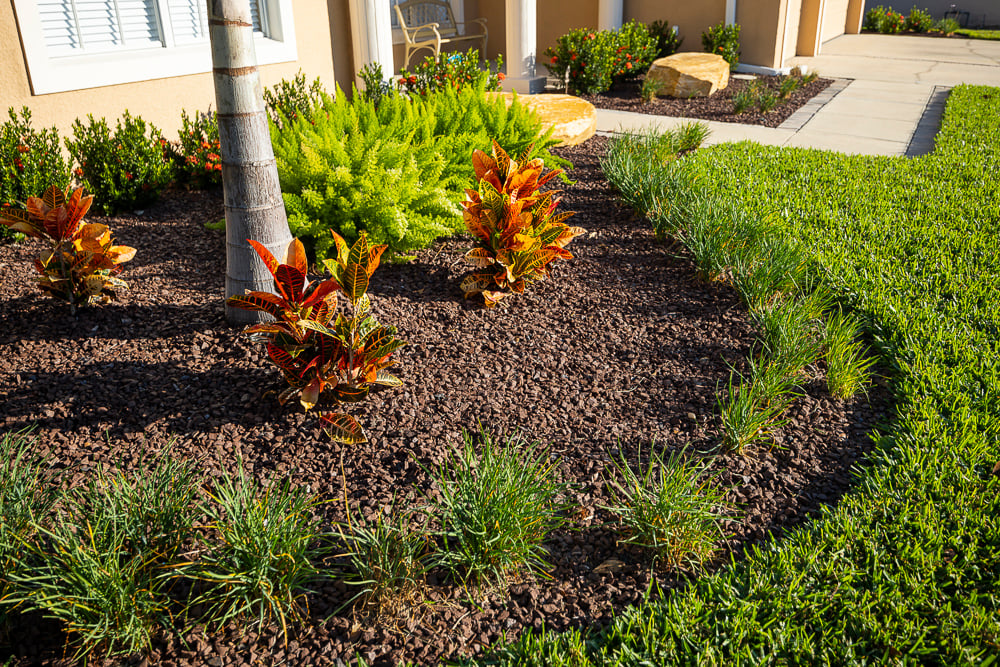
[0,185,136,312]
[603,446,728,571]
[460,141,583,307]
[226,232,405,444]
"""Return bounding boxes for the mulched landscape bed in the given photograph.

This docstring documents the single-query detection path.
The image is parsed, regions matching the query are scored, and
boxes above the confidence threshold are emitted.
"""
[581,75,834,128]
[0,136,888,666]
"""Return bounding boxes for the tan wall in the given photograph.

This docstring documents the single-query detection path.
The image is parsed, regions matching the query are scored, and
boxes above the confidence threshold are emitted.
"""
[798,0,823,55]
[822,0,850,42]
[735,0,784,68]
[782,0,802,63]
[0,0,338,142]
[327,0,356,88]
[625,0,727,55]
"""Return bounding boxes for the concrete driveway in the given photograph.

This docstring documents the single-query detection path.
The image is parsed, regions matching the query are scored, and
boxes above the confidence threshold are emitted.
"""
[594,33,1000,156]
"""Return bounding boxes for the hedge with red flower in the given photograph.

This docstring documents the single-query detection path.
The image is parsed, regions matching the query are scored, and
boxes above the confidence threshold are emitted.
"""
[544,20,657,95]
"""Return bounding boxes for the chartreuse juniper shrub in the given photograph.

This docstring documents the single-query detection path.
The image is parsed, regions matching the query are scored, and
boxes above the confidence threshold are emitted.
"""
[479,84,1000,664]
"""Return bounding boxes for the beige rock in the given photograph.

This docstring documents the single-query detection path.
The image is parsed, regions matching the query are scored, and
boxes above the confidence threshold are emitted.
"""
[647,52,730,98]
[493,93,596,146]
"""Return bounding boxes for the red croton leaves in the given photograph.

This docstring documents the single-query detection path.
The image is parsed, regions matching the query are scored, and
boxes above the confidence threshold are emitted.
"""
[0,185,136,310]
[460,141,584,307]
[226,231,405,444]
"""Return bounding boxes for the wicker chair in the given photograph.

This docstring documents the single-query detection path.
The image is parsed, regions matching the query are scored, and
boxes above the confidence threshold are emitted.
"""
[394,0,487,68]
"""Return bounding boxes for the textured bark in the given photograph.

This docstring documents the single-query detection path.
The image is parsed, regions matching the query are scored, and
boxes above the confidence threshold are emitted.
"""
[208,0,294,325]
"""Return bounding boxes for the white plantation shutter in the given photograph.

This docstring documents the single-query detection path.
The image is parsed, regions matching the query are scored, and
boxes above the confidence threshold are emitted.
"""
[38,0,266,55]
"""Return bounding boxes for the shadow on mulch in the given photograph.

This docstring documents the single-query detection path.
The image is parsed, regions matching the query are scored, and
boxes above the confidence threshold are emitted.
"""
[0,136,892,666]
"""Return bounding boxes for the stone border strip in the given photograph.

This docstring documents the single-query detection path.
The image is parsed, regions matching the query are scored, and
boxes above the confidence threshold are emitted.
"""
[905,85,952,158]
[778,78,852,131]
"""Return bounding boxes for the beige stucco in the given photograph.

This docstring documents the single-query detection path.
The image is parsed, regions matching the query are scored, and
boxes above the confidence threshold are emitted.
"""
[822,0,850,42]
[0,0,338,141]
[626,0,727,58]
[797,0,823,56]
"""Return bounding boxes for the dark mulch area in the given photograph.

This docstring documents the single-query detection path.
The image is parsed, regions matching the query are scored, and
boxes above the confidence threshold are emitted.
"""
[0,136,889,666]
[581,75,834,128]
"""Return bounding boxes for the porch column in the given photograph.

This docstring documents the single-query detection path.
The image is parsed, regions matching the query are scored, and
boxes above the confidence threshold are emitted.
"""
[348,0,395,86]
[598,0,623,31]
[504,0,545,94]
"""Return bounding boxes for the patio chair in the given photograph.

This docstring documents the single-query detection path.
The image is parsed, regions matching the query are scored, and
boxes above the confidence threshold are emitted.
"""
[394,0,488,68]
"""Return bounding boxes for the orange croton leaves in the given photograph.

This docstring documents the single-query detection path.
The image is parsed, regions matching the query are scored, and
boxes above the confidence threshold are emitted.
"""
[0,185,136,311]
[460,141,583,307]
[227,231,404,444]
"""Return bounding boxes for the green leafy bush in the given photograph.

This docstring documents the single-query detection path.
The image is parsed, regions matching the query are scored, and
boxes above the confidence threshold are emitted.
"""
[1,108,69,237]
[864,5,906,33]
[272,81,565,260]
[263,70,327,130]
[65,112,173,214]
[397,49,505,96]
[906,7,935,32]
[176,108,221,189]
[649,19,684,58]
[702,22,741,69]
[544,20,658,95]
[935,17,960,35]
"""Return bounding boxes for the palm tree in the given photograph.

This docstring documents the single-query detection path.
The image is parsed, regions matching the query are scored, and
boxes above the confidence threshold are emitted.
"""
[207,0,295,324]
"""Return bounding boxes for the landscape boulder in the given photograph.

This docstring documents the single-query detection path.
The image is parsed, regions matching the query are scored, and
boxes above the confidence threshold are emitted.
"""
[646,53,730,98]
[493,93,596,146]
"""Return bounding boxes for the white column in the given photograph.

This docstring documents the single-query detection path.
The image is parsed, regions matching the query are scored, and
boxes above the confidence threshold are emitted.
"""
[504,0,545,94]
[598,0,623,31]
[725,0,737,25]
[348,0,395,85]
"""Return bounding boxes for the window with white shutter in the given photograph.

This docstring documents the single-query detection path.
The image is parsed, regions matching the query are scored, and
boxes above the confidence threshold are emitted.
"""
[15,0,294,94]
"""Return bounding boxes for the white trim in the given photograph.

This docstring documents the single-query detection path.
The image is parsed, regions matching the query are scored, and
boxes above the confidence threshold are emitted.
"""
[13,0,297,95]
[389,0,464,45]
[734,63,792,76]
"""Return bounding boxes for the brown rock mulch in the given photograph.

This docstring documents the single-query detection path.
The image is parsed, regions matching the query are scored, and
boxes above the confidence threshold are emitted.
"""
[580,75,834,128]
[0,136,888,666]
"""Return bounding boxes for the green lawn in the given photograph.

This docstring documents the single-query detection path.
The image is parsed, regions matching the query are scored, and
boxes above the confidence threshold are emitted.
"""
[476,84,1000,664]
[955,28,1000,40]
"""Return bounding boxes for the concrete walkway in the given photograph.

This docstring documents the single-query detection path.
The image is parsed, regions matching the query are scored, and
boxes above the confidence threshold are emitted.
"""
[595,34,1000,156]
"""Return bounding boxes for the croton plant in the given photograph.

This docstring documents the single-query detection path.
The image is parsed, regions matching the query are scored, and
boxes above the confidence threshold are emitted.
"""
[460,141,583,307]
[226,231,405,444]
[0,185,136,312]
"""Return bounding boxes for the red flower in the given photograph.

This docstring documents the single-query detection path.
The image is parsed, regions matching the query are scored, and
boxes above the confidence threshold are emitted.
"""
[497,72,506,81]
[125,172,133,180]
[205,163,213,171]
[73,167,84,178]
[408,75,417,84]
[17,145,29,154]
[399,77,407,85]
[626,62,632,69]
[570,54,577,60]
[551,55,558,63]
[214,164,222,171]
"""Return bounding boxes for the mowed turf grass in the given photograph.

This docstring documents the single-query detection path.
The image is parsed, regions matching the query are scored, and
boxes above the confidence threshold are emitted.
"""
[479,85,1000,664]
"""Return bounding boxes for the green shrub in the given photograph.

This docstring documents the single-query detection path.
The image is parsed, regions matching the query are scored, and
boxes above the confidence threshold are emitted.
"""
[906,7,935,32]
[732,86,756,114]
[778,75,801,100]
[544,20,658,95]
[263,70,327,130]
[702,22,741,69]
[649,19,684,58]
[0,108,69,237]
[717,357,799,453]
[5,454,199,659]
[273,81,564,261]
[176,108,221,189]
[640,76,669,103]
[864,5,906,33]
[190,466,327,637]
[935,17,960,34]
[65,112,173,215]
[397,49,505,96]
[423,428,570,584]
[603,446,728,571]
[357,62,395,108]
[822,308,876,399]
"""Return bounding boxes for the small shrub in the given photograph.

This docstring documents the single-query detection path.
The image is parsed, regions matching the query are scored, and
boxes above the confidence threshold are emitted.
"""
[822,309,876,399]
[65,112,173,214]
[702,22,741,69]
[649,19,684,58]
[730,234,812,310]
[226,233,404,443]
[191,466,327,637]
[0,185,136,312]
[640,76,668,104]
[397,49,505,96]
[176,108,222,189]
[334,499,429,617]
[799,69,819,84]
[906,7,935,32]
[6,454,200,659]
[358,62,395,107]
[460,141,582,307]
[864,6,906,33]
[751,293,826,373]
[732,86,756,114]
[778,75,801,100]
[263,70,326,130]
[0,108,70,233]
[717,358,799,453]
[544,21,658,95]
[757,90,779,113]
[935,17,960,35]
[423,428,570,584]
[603,445,728,571]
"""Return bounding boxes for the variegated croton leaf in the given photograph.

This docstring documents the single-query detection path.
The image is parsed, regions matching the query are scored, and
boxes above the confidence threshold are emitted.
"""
[228,231,405,444]
[459,141,583,307]
[0,185,135,310]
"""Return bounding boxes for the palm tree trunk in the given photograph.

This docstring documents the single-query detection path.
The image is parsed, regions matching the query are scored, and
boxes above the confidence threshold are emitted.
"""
[208,0,294,325]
